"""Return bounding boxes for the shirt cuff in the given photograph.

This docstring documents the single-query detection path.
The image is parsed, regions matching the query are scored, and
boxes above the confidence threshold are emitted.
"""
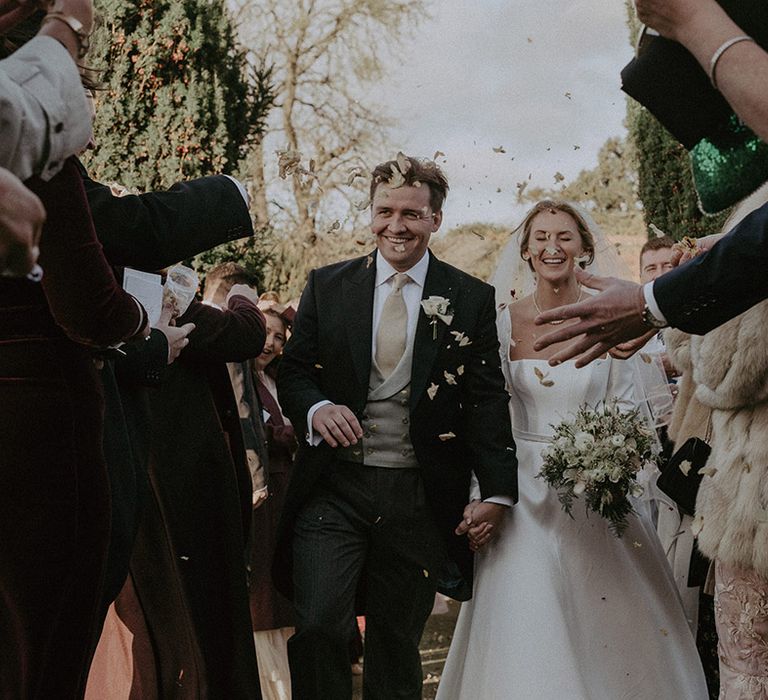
[223,175,250,208]
[644,281,667,325]
[483,495,513,507]
[306,400,332,446]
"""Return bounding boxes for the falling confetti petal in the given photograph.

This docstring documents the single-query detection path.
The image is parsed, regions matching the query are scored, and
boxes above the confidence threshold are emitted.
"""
[427,383,439,400]
[438,432,456,441]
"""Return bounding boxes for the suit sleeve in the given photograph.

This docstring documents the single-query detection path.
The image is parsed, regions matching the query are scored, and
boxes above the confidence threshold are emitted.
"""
[29,158,147,347]
[80,164,254,270]
[654,200,768,334]
[178,296,265,364]
[277,270,329,433]
[460,285,518,502]
[114,328,169,387]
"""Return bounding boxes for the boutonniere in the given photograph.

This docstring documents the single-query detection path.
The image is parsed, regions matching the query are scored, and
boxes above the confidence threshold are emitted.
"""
[421,296,454,339]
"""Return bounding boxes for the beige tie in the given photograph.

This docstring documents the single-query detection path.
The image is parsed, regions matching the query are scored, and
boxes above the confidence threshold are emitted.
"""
[375,272,410,377]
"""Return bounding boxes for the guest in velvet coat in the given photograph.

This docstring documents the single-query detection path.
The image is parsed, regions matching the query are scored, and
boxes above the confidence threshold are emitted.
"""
[0,158,148,699]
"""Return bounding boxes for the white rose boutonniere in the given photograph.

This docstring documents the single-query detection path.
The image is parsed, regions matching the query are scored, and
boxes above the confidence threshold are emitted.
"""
[421,296,453,339]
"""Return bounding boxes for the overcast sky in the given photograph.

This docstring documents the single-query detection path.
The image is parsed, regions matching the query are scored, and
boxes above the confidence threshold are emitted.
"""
[383,0,635,231]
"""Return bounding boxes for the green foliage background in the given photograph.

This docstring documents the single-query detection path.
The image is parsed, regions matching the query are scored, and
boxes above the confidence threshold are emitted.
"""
[82,0,275,281]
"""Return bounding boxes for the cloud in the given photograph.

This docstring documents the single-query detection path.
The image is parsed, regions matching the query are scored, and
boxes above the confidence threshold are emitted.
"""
[384,0,635,229]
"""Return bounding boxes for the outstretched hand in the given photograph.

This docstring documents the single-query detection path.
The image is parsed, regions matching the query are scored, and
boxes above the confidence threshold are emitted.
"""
[533,268,649,367]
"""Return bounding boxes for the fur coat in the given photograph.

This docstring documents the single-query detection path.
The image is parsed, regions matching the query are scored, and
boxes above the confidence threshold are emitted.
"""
[684,300,768,577]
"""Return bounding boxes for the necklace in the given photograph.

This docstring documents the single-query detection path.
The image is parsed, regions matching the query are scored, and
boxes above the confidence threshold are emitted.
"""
[533,286,583,325]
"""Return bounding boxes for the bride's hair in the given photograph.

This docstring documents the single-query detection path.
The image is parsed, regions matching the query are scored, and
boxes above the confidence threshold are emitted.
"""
[516,200,596,270]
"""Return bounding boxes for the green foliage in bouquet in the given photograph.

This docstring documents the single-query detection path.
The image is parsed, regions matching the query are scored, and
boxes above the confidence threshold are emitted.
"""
[537,398,659,537]
[85,0,274,192]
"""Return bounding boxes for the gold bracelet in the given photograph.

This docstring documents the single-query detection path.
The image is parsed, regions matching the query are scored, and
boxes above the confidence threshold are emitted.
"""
[41,11,91,59]
[708,35,755,90]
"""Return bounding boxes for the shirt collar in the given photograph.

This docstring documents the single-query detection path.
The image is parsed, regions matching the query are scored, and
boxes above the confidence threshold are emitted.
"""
[375,249,430,289]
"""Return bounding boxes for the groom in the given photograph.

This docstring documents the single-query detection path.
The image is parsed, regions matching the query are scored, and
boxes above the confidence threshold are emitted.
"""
[275,155,518,699]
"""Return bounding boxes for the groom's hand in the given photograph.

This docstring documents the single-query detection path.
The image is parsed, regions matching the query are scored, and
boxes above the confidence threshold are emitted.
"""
[311,403,363,448]
[455,501,505,551]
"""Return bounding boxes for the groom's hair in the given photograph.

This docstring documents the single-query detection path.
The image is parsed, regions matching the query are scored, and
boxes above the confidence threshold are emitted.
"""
[369,156,449,213]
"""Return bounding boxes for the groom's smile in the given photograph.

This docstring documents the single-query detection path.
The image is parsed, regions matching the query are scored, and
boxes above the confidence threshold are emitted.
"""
[371,183,442,272]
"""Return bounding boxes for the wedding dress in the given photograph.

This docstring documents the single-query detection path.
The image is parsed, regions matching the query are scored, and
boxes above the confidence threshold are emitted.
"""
[436,311,708,700]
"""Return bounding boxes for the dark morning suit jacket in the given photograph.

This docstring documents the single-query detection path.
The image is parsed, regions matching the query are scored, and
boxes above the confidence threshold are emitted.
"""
[79,162,256,616]
[78,160,254,270]
[654,199,768,335]
[275,250,518,602]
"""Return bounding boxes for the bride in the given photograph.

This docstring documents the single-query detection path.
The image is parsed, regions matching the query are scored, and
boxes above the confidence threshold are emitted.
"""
[436,201,707,699]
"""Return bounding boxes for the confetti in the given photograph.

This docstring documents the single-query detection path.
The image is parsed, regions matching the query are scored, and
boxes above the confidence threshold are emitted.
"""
[492,145,507,154]
[640,353,652,364]
[649,223,667,239]
[553,171,565,183]
[444,371,457,385]
[679,460,692,476]
[564,92,572,99]
[427,383,439,400]
[366,255,373,268]
[396,151,412,175]
[433,150,446,160]
[438,432,456,441]
[457,365,465,375]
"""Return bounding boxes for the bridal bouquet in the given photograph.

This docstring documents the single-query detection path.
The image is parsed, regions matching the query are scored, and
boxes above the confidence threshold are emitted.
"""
[537,399,659,537]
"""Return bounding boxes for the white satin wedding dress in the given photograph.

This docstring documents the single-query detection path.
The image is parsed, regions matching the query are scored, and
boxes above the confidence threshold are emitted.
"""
[437,316,707,699]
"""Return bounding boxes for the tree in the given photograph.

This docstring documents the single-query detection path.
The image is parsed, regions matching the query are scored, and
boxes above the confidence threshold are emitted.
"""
[230,0,428,296]
[83,0,275,280]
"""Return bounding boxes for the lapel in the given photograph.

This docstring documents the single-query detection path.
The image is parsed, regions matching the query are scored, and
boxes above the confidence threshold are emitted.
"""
[341,252,376,395]
[410,252,456,409]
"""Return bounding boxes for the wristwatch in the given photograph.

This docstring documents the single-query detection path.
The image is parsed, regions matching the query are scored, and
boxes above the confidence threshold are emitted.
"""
[641,304,667,329]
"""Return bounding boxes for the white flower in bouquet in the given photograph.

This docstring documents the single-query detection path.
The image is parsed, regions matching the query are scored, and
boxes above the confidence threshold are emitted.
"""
[537,398,659,537]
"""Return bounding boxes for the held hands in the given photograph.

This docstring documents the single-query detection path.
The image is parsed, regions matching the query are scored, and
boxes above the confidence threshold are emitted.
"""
[311,404,363,448]
[455,500,506,552]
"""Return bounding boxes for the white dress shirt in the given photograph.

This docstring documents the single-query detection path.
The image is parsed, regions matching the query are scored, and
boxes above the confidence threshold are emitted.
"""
[644,282,667,325]
[0,37,92,181]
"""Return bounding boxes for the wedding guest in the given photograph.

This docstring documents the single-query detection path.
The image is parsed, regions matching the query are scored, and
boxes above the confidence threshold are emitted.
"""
[276,155,517,700]
[438,200,706,699]
[203,263,268,505]
[249,298,297,700]
[0,159,148,698]
[0,0,93,181]
[637,236,678,379]
[533,0,768,360]
[670,189,768,699]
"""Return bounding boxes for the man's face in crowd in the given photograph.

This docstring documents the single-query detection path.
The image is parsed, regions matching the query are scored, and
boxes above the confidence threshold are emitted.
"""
[640,247,675,283]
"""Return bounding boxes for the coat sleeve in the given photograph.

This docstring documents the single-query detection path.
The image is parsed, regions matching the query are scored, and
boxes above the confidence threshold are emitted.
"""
[178,296,265,365]
[654,200,768,334]
[460,284,518,502]
[0,37,91,181]
[29,158,147,347]
[276,270,330,433]
[80,164,254,270]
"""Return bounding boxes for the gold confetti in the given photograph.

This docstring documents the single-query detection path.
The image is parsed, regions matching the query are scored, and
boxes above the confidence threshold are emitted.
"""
[649,223,667,239]
[640,353,652,364]
[444,371,457,385]
[697,466,718,478]
[457,365,465,376]
[679,460,692,476]
[433,150,445,160]
[564,92,572,99]
[516,181,528,195]
[492,145,507,154]
[366,255,373,269]
[388,163,405,188]
[396,151,412,175]
[632,541,643,548]
[427,383,439,400]
[553,171,565,183]
[438,432,456,441]
[314,363,323,369]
